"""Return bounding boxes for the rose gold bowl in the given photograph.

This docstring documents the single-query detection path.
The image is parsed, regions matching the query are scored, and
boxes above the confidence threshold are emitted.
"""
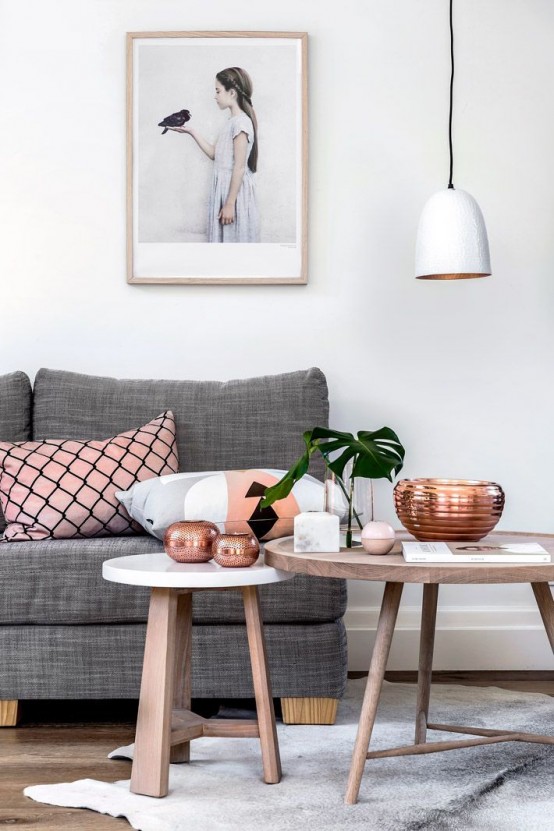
[164,521,219,563]
[212,532,260,568]
[393,479,505,542]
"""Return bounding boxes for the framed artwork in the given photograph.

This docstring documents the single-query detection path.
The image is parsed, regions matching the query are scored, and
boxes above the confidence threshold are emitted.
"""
[127,31,308,285]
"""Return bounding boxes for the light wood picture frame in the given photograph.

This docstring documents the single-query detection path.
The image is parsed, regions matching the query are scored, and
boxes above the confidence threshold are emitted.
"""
[127,31,308,285]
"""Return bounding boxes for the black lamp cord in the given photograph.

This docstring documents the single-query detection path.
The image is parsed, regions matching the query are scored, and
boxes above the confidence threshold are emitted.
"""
[448,0,455,188]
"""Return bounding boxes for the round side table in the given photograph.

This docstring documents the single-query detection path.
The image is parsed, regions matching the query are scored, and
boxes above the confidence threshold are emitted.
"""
[264,531,554,805]
[103,553,293,798]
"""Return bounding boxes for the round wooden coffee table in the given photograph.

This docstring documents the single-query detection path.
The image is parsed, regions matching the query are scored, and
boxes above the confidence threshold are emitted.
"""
[264,531,554,805]
[103,553,293,798]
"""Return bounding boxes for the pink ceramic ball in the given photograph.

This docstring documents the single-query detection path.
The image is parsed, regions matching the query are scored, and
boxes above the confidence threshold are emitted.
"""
[361,521,396,555]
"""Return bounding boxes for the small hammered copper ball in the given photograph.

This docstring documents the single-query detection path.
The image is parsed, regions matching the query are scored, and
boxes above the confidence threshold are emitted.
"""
[164,521,219,563]
[212,532,260,568]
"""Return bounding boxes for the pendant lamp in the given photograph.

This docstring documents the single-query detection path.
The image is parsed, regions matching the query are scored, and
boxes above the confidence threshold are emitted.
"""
[415,0,491,280]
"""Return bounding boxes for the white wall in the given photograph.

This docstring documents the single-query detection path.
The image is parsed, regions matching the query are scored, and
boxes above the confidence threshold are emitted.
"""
[2,0,554,668]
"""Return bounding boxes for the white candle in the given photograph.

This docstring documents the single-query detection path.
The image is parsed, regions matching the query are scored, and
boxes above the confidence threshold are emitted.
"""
[294,511,340,553]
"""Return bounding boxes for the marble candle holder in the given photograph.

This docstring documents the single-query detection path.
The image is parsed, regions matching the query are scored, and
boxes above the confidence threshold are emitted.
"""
[360,521,396,555]
[294,511,340,553]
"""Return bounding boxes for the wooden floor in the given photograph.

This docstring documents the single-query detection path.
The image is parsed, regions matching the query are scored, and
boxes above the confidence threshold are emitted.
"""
[2,724,135,829]
[3,673,554,829]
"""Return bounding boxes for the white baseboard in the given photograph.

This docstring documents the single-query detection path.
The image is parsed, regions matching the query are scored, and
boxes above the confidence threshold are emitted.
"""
[345,605,554,671]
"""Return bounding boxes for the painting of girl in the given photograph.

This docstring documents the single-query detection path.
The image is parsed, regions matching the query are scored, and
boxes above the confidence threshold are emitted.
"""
[168,67,260,243]
[128,32,307,284]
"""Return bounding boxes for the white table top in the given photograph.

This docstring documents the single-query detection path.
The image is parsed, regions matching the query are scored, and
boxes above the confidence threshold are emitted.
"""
[102,552,294,588]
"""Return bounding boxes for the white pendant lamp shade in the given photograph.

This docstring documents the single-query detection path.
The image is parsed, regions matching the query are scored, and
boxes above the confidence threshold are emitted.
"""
[415,188,491,280]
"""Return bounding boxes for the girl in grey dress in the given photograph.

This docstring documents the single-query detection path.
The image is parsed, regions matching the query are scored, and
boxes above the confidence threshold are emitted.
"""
[170,67,260,243]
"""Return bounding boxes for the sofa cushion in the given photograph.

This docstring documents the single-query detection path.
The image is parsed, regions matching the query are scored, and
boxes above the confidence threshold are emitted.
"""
[0,536,346,626]
[0,411,179,541]
[0,372,32,533]
[0,372,31,440]
[32,367,328,479]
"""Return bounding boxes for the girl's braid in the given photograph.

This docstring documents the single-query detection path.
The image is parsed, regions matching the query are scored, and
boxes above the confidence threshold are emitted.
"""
[222,72,252,105]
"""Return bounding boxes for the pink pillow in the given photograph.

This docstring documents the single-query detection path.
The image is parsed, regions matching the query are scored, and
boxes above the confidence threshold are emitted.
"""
[0,411,179,541]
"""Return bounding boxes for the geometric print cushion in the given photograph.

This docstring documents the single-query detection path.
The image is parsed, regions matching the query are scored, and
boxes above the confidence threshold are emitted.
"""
[116,468,342,542]
[0,411,179,542]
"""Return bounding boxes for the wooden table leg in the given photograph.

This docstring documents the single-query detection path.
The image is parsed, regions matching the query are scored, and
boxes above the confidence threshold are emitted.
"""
[531,582,554,652]
[415,583,439,744]
[171,592,193,764]
[345,581,403,805]
[131,588,177,797]
[242,585,281,784]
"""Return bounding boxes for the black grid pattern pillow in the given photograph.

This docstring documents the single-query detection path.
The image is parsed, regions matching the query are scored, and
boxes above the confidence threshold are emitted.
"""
[0,411,178,542]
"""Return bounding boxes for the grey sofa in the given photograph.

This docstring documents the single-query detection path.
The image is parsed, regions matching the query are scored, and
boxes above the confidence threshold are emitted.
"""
[0,367,347,725]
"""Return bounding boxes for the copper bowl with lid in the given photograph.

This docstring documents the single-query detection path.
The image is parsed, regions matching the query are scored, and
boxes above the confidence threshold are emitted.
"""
[393,478,505,542]
[164,520,219,563]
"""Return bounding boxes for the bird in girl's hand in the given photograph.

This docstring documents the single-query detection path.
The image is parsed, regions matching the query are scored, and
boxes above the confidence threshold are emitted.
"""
[158,109,191,134]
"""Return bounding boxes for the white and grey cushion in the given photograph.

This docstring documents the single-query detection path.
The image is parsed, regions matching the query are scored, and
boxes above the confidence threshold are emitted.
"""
[0,371,32,533]
[116,469,335,541]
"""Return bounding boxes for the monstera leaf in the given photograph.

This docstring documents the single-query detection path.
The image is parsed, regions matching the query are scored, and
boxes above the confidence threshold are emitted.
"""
[261,426,405,509]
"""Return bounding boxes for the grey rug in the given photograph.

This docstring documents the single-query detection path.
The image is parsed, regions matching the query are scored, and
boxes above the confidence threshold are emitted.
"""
[24,679,554,831]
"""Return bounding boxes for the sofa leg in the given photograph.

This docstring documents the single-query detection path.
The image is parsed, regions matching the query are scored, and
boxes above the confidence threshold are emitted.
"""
[0,700,20,726]
[280,697,338,725]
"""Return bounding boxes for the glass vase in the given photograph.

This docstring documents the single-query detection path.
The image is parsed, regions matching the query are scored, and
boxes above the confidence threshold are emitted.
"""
[324,466,373,548]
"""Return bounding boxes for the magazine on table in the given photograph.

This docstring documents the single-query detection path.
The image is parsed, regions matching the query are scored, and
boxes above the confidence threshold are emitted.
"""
[402,541,550,563]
